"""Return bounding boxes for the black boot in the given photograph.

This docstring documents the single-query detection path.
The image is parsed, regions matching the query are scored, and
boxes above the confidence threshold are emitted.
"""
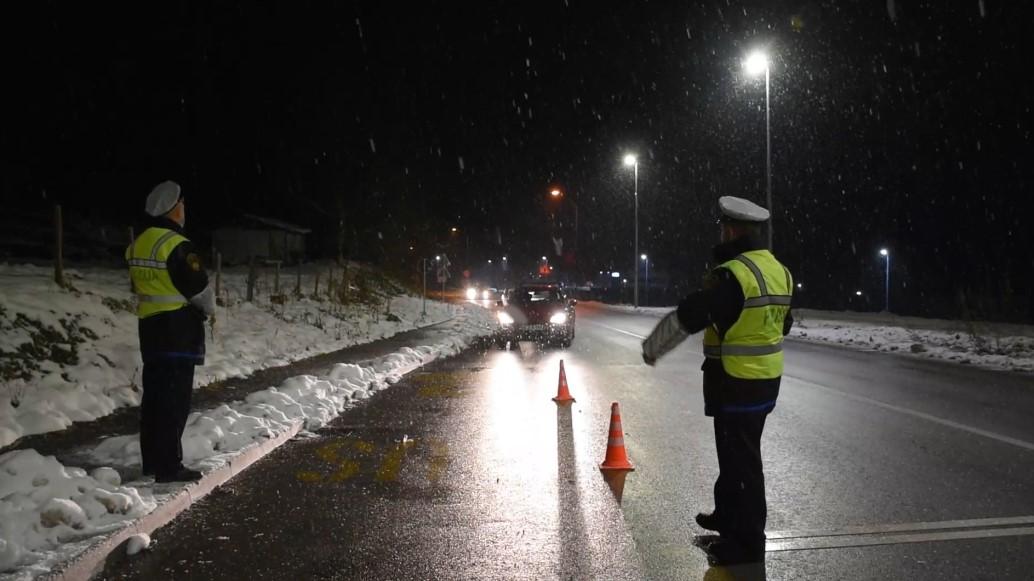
[706,539,765,566]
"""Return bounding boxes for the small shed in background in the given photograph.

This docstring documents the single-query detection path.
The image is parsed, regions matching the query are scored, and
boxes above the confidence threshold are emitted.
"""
[212,214,310,265]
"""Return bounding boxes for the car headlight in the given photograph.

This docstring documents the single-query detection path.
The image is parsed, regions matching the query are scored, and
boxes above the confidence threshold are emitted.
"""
[549,312,568,325]
[497,311,515,325]
[482,290,490,300]
[466,288,477,300]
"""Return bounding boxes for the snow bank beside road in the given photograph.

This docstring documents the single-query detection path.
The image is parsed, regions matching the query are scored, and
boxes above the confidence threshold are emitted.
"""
[0,263,458,447]
[598,303,1034,373]
[0,306,495,577]
[0,449,156,577]
[790,309,1034,373]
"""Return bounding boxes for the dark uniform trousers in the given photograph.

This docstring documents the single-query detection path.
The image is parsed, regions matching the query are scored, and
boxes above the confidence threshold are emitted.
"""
[713,411,769,547]
[140,358,196,476]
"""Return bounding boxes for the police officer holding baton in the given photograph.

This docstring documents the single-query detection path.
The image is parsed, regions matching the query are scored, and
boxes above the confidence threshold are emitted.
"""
[642,196,793,566]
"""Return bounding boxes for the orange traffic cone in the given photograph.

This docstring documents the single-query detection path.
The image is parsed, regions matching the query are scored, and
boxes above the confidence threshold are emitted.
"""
[552,360,575,404]
[600,402,634,471]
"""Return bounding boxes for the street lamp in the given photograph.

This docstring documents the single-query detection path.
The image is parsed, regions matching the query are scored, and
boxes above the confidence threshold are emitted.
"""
[623,154,640,307]
[421,257,428,316]
[640,254,649,307]
[743,50,773,250]
[879,248,890,312]
[547,188,579,268]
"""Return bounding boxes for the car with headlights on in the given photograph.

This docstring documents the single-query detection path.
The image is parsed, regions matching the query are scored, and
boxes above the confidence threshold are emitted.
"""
[466,286,499,301]
[495,283,576,348]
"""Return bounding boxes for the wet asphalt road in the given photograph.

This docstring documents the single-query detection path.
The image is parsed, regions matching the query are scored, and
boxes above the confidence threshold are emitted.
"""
[98,302,1034,580]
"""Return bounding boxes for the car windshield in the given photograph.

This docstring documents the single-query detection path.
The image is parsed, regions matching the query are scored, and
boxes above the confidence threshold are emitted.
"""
[518,289,561,303]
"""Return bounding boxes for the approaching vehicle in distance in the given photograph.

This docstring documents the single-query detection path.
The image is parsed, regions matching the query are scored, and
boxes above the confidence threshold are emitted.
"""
[466,286,499,301]
[496,283,576,348]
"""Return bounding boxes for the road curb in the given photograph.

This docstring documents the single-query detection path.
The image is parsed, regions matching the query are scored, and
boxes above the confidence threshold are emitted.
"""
[39,418,304,581]
[38,348,442,581]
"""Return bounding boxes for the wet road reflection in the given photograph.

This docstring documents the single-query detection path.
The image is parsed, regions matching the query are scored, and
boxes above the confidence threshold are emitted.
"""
[476,342,642,579]
[702,563,767,581]
[556,404,592,576]
[603,470,630,504]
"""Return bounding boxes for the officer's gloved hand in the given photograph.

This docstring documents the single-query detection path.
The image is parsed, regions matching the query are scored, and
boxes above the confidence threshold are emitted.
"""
[641,310,688,366]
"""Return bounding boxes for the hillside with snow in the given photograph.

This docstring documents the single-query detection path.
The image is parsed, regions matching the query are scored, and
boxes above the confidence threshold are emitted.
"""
[0,262,479,448]
[0,262,497,576]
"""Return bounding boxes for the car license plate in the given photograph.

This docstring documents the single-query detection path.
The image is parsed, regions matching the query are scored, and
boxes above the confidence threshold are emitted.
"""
[523,325,546,332]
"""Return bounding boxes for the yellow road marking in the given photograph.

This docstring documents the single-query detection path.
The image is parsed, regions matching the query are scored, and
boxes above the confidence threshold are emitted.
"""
[413,371,466,398]
[295,470,323,483]
[329,459,361,482]
[303,433,451,485]
[315,441,345,463]
[375,440,416,482]
[428,439,449,483]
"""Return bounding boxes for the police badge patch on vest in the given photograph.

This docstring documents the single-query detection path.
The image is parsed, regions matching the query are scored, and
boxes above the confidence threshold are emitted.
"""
[186,253,202,272]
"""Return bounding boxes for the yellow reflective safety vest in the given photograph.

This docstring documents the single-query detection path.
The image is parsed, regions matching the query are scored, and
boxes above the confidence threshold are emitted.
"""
[703,250,793,380]
[126,227,190,319]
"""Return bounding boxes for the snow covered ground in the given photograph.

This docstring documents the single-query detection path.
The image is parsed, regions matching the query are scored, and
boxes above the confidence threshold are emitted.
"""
[0,263,463,448]
[0,262,497,577]
[602,303,1034,374]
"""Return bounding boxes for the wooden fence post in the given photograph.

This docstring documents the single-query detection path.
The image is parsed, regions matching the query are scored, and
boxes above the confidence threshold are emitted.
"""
[215,252,222,300]
[273,261,281,295]
[295,261,302,297]
[313,272,320,297]
[247,256,256,302]
[54,205,65,287]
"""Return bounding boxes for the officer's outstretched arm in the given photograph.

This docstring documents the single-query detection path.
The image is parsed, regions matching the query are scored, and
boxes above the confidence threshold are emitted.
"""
[641,310,689,365]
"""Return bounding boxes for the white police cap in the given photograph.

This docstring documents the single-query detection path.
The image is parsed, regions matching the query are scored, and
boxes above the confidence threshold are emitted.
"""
[145,181,182,217]
[719,196,770,222]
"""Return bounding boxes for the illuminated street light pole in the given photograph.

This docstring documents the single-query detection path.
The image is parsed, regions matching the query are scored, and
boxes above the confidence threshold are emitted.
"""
[641,253,649,307]
[436,254,445,300]
[624,154,639,307]
[744,51,773,250]
[880,248,891,312]
[549,188,579,272]
[421,257,427,316]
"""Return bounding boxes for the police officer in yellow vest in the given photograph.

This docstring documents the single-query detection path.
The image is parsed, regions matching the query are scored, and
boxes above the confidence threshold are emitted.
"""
[642,196,793,566]
[127,180,215,483]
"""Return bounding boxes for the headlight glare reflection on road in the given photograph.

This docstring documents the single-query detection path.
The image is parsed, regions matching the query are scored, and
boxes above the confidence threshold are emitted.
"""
[497,311,515,325]
[466,287,478,300]
[482,290,491,300]
[549,312,568,325]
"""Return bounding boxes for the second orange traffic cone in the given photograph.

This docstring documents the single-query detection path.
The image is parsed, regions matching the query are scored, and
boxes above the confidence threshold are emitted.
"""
[600,402,634,471]
[552,360,575,404]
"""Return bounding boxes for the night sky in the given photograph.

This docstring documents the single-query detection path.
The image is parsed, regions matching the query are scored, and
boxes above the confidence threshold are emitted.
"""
[7,1,1034,321]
